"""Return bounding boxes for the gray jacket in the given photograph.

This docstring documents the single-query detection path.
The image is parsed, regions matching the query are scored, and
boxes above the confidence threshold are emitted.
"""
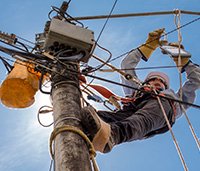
[120,49,200,119]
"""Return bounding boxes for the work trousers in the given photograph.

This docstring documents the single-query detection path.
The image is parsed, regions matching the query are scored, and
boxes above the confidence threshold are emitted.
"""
[97,96,174,145]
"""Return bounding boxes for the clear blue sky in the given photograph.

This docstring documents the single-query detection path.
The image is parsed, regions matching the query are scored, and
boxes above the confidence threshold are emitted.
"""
[0,0,200,171]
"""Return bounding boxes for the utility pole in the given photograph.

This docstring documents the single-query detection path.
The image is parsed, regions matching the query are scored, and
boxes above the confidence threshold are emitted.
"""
[48,2,94,170]
[51,63,93,171]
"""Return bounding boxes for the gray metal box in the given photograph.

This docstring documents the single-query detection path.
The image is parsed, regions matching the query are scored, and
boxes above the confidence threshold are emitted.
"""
[44,18,95,62]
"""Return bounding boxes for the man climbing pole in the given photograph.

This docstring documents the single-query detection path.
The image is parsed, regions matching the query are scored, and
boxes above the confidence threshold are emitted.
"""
[80,28,200,153]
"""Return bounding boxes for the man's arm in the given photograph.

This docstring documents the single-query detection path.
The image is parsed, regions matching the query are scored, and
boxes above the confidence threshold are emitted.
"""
[120,28,167,96]
[174,62,200,118]
[120,49,142,96]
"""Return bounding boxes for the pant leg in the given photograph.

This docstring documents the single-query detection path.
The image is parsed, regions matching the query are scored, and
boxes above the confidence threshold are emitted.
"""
[108,97,174,144]
[97,107,137,124]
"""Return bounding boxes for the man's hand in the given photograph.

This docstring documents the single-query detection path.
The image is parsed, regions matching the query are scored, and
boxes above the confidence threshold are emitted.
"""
[139,28,168,61]
[146,28,168,49]
[169,43,190,71]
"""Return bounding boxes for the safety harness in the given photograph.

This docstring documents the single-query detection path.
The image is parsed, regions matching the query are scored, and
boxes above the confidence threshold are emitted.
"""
[79,77,177,138]
[122,86,177,139]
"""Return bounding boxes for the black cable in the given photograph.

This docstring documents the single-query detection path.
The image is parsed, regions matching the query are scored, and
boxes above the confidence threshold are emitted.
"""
[1,6,199,109]
[16,41,29,52]
[1,51,199,109]
[96,0,118,43]
[88,0,118,59]
[0,46,82,79]
[0,55,14,73]
[99,65,178,72]
[50,6,84,27]
[81,72,96,93]
[84,73,200,109]
[0,37,35,54]
[0,45,50,61]
[16,35,35,45]
[77,0,118,76]
[68,0,71,5]
[82,43,112,74]
[39,73,51,94]
[48,10,54,20]
[0,39,29,53]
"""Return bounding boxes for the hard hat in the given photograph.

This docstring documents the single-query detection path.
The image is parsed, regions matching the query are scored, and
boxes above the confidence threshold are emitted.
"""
[144,71,169,89]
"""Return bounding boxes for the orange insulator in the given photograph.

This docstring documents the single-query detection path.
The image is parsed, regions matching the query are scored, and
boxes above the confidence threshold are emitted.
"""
[0,60,40,108]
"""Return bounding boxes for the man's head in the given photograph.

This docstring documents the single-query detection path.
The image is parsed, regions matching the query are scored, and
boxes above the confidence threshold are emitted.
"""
[143,71,169,89]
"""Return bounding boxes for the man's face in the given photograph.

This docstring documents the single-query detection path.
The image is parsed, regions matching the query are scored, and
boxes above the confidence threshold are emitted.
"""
[148,78,166,90]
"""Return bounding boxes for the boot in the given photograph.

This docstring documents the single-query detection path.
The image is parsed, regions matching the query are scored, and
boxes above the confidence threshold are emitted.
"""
[80,106,115,153]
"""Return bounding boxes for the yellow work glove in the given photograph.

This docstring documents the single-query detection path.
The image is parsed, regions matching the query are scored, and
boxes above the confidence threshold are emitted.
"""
[138,28,168,61]
[169,43,190,71]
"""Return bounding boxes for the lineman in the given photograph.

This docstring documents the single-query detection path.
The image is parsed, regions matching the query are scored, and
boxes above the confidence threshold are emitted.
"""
[81,28,200,153]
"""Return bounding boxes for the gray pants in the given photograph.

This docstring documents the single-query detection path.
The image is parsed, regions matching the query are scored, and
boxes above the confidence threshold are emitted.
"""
[97,96,174,144]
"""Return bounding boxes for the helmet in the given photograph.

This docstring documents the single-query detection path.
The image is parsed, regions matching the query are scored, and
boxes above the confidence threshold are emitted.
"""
[144,71,169,89]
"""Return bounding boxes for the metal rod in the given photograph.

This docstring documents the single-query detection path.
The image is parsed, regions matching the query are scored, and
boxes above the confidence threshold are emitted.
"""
[71,10,200,21]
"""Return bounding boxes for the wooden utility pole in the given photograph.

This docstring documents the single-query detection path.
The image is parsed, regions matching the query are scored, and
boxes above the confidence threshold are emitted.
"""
[51,63,92,171]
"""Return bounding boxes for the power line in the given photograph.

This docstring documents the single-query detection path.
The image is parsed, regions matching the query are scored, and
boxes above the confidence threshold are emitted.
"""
[99,65,178,72]
[108,15,200,63]
[1,42,200,113]
[0,6,199,110]
[86,0,118,74]
[95,0,118,43]
[84,73,200,109]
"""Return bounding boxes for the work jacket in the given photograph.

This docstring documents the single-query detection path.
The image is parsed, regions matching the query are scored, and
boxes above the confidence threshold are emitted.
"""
[120,48,200,119]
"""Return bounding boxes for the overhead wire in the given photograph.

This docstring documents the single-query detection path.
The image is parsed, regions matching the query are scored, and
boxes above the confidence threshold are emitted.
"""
[0,39,29,53]
[16,35,35,45]
[99,65,178,72]
[79,14,200,75]
[1,3,199,171]
[1,9,200,75]
[15,41,29,52]
[80,72,96,93]
[0,55,14,73]
[83,0,118,74]
[2,8,199,77]
[3,47,200,112]
[0,46,200,110]
[94,0,118,44]
[0,5,199,110]
[84,73,200,109]
[108,15,200,63]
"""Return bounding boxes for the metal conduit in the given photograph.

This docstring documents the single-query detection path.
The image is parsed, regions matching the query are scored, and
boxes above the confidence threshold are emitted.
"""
[71,10,200,21]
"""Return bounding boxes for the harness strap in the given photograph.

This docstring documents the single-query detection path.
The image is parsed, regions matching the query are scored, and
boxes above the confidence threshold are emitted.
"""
[122,88,177,138]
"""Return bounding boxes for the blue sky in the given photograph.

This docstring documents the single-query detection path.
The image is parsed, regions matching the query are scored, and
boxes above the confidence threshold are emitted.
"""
[0,0,200,171]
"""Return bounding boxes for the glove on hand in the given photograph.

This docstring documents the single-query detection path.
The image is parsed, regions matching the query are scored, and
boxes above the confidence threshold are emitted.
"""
[139,28,168,61]
[169,43,190,68]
